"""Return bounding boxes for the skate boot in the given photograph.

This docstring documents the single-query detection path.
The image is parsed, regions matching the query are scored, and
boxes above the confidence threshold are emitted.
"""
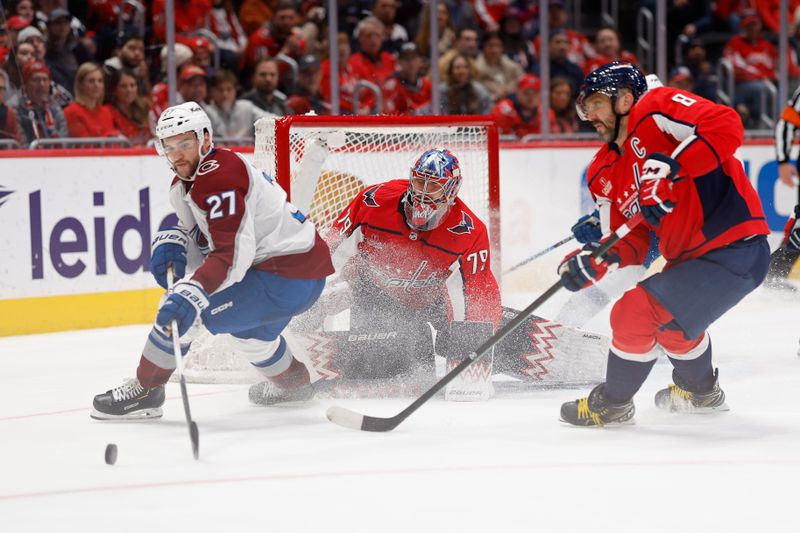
[654,368,729,413]
[560,383,635,427]
[91,378,165,420]
[249,357,315,406]
[248,380,315,406]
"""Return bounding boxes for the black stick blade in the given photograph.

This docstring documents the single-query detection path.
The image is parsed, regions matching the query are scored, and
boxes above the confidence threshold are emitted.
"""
[190,421,200,460]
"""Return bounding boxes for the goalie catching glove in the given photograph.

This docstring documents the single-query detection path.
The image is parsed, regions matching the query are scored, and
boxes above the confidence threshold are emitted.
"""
[558,241,621,292]
[639,153,679,227]
[155,280,208,337]
[150,228,188,289]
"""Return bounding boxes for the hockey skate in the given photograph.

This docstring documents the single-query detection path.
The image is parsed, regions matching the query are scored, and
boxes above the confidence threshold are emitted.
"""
[559,383,635,427]
[654,368,729,413]
[248,380,315,406]
[91,378,165,420]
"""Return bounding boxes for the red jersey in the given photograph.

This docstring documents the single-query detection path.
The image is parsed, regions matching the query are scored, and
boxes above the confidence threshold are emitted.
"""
[320,58,357,113]
[346,52,397,112]
[491,97,556,138]
[242,26,305,69]
[105,104,152,146]
[152,0,211,44]
[586,87,768,265]
[327,180,501,326]
[723,35,777,81]
[382,74,432,115]
[63,102,120,138]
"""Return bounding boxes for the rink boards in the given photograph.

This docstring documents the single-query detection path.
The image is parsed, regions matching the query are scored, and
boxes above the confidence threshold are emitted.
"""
[0,141,794,336]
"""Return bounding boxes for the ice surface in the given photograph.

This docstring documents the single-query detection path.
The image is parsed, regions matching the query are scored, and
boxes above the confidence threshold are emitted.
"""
[1,286,799,532]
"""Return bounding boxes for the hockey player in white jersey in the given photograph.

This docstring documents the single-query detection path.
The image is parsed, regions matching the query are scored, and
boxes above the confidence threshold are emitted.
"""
[91,102,334,419]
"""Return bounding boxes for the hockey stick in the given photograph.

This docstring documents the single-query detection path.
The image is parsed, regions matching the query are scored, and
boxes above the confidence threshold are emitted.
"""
[326,212,645,432]
[502,234,575,275]
[167,267,200,460]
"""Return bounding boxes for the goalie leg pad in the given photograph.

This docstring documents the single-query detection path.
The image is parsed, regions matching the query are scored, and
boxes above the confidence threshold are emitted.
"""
[440,321,494,401]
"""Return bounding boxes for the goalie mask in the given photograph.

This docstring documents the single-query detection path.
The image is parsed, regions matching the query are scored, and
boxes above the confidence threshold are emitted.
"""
[404,148,462,231]
[155,102,214,181]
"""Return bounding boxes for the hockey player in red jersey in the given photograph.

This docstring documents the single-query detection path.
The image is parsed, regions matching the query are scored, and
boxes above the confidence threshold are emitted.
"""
[311,148,501,385]
[91,102,334,419]
[557,62,770,426]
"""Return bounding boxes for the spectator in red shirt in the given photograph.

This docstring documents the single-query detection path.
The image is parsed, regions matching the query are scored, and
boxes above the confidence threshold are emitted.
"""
[242,0,305,70]
[150,43,194,118]
[8,1,36,25]
[491,73,555,138]
[321,32,358,113]
[585,28,639,74]
[550,76,578,134]
[383,42,431,115]
[348,15,397,114]
[64,62,120,139]
[151,0,212,44]
[104,68,153,146]
[210,0,248,70]
[723,11,777,128]
[177,36,215,73]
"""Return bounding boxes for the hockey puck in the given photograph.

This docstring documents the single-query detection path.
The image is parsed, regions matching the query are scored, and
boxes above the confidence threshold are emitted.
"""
[105,443,118,465]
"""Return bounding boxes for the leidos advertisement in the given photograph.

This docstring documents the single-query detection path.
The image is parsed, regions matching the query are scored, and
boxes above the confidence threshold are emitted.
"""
[0,144,795,335]
[0,155,175,299]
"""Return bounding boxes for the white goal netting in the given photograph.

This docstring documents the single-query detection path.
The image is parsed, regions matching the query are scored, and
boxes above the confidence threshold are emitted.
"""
[180,115,500,384]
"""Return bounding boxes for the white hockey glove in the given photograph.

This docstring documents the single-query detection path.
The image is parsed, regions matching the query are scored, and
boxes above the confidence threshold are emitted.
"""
[155,280,208,337]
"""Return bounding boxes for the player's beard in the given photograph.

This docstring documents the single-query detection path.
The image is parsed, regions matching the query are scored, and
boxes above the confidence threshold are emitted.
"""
[174,159,199,180]
[592,118,615,143]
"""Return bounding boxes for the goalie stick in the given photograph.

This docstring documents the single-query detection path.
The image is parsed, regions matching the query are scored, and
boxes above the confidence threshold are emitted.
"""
[167,268,200,460]
[326,212,645,432]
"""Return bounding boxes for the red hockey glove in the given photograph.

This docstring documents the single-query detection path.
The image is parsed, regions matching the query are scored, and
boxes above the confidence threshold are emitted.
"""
[639,153,679,227]
[784,205,800,252]
[558,242,621,292]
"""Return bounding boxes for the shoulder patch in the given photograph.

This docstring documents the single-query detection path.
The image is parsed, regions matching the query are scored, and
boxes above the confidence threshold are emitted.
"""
[448,211,474,235]
[362,184,382,207]
[197,159,220,176]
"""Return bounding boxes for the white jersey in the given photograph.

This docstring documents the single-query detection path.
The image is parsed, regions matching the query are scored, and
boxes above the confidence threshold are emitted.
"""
[168,147,333,294]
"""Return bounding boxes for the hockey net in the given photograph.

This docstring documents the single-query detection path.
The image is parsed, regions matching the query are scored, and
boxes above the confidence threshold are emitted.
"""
[180,115,500,384]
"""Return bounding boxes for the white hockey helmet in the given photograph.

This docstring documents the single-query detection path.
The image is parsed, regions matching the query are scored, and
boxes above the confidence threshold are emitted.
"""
[155,102,214,181]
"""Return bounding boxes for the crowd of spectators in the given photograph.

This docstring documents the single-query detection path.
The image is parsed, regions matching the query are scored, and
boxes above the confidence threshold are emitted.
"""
[0,0,797,148]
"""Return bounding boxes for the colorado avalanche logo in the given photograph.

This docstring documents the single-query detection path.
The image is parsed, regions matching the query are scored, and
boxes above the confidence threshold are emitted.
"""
[362,184,382,207]
[448,211,474,235]
[197,160,220,175]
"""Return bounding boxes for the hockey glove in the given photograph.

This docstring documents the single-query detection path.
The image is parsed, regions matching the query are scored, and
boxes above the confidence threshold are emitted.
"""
[784,204,800,252]
[155,280,209,337]
[639,153,679,227]
[558,242,621,292]
[151,229,188,289]
[571,209,602,244]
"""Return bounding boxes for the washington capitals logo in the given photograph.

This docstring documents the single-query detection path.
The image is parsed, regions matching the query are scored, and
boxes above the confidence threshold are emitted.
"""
[448,211,474,235]
[0,187,13,207]
[362,184,382,207]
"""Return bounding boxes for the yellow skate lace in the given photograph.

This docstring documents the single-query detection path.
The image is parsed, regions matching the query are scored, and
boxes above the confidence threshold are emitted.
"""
[576,397,604,427]
[668,384,693,401]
